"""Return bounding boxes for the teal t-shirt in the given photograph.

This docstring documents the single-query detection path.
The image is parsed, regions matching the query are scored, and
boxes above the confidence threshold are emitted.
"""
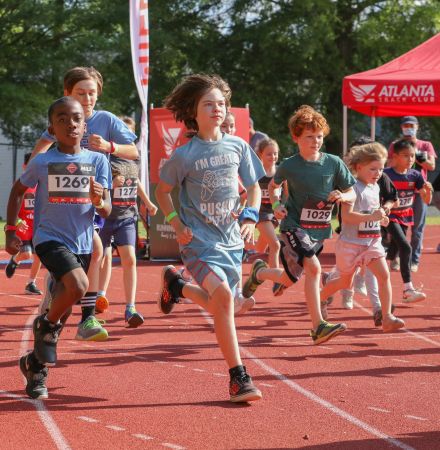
[274,152,355,241]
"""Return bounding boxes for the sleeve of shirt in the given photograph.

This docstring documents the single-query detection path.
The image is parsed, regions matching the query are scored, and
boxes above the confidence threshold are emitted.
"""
[238,143,265,188]
[20,157,40,188]
[424,141,437,159]
[273,160,287,186]
[334,157,356,191]
[160,149,187,186]
[379,173,398,203]
[109,114,137,144]
[415,172,425,190]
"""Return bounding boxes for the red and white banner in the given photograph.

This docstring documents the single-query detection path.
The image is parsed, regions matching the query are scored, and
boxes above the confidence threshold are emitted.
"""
[129,0,149,191]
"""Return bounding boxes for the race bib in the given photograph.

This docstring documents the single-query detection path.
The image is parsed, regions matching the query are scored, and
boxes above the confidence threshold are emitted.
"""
[113,178,138,206]
[48,162,95,204]
[300,199,333,229]
[392,190,414,213]
[23,192,35,210]
[358,220,381,238]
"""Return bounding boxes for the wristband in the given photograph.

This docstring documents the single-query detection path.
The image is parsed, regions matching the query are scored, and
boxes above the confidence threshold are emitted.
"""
[16,219,23,226]
[110,141,119,155]
[4,224,17,232]
[94,198,105,209]
[238,206,259,223]
[166,211,178,222]
[272,200,281,210]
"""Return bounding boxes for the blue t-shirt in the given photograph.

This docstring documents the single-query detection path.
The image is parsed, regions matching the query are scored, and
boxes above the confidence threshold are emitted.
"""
[20,148,112,254]
[160,133,265,251]
[41,110,136,157]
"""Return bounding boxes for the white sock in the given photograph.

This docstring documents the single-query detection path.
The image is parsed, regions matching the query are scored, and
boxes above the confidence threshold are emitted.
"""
[403,282,414,291]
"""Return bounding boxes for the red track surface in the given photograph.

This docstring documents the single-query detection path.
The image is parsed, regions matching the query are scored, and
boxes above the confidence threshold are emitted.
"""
[1,227,439,449]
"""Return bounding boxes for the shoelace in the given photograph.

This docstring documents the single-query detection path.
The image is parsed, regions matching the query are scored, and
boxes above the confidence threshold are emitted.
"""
[83,317,100,329]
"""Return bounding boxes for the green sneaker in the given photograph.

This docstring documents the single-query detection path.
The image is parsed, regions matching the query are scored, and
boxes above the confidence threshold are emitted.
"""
[75,316,108,341]
[310,320,347,345]
[242,259,268,298]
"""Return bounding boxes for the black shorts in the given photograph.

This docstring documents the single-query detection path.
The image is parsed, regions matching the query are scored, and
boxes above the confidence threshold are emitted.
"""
[35,241,92,281]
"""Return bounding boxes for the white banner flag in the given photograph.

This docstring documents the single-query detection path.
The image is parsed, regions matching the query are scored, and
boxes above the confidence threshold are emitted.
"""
[129,0,149,193]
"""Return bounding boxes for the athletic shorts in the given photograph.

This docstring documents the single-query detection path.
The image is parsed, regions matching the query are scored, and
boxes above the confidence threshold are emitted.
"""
[35,241,91,281]
[258,211,279,228]
[336,238,385,275]
[94,214,105,232]
[181,246,242,297]
[279,228,323,283]
[99,217,137,249]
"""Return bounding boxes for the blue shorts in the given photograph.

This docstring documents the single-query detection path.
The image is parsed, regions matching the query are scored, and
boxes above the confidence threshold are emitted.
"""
[99,217,137,249]
[181,246,242,295]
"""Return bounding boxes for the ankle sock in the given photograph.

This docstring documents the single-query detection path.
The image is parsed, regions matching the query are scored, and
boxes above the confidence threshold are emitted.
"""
[97,290,106,297]
[403,282,414,291]
[80,292,97,322]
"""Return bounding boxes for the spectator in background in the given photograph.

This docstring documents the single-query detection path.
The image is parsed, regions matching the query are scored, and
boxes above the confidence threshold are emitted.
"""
[388,116,436,272]
[249,117,268,150]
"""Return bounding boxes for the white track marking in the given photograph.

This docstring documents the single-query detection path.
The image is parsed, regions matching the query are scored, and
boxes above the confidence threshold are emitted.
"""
[368,407,391,413]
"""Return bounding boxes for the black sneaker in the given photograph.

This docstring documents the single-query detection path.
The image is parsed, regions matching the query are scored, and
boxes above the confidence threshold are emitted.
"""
[229,371,262,403]
[373,304,396,327]
[25,282,42,295]
[5,257,18,278]
[158,265,183,315]
[19,354,49,399]
[33,314,62,366]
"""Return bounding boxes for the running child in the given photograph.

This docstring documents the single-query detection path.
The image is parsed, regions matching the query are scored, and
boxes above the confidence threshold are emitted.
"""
[384,139,431,303]
[5,97,111,399]
[242,105,355,345]
[5,152,42,295]
[155,74,265,402]
[319,142,405,332]
[97,157,158,326]
[32,67,138,340]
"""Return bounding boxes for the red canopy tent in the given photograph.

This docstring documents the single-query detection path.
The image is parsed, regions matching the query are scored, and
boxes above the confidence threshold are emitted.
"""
[341,33,440,152]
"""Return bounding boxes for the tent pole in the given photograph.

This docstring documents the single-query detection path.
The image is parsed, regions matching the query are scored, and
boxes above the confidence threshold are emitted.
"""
[343,105,348,155]
[371,108,376,140]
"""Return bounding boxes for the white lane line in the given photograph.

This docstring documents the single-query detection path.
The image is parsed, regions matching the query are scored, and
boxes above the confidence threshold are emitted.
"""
[199,309,416,450]
[368,355,383,358]
[405,415,428,421]
[173,364,185,368]
[106,425,126,431]
[213,373,227,377]
[193,368,205,372]
[260,383,274,387]
[368,407,391,413]
[78,416,99,423]
[392,359,410,363]
[132,433,154,441]
[161,443,186,450]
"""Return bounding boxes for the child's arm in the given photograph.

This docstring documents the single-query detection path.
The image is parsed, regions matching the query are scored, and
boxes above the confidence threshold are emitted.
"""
[89,177,112,218]
[137,179,158,216]
[5,180,29,255]
[240,182,261,243]
[341,202,386,225]
[419,181,433,205]
[268,179,287,219]
[30,138,53,161]
[155,180,193,245]
[88,136,139,160]
[328,186,356,204]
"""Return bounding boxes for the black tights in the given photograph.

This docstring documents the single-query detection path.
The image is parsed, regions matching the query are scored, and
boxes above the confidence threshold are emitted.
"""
[387,222,411,283]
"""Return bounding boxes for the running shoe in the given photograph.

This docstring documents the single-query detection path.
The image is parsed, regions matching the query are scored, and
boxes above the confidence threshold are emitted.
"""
[402,288,426,304]
[19,354,49,399]
[33,314,62,365]
[242,259,267,298]
[25,282,42,295]
[341,289,354,309]
[5,257,18,278]
[410,263,419,273]
[125,305,144,328]
[272,282,286,297]
[75,316,108,341]
[373,304,396,327]
[234,292,256,315]
[229,370,262,403]
[382,314,405,333]
[310,320,347,345]
[158,265,183,315]
[95,295,109,313]
[390,257,400,272]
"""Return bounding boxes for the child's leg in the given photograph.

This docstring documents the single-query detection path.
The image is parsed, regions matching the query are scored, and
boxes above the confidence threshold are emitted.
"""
[29,254,42,281]
[387,222,411,284]
[364,268,381,312]
[98,246,112,295]
[87,230,103,292]
[366,257,392,315]
[15,249,32,263]
[256,222,280,268]
[255,233,268,254]
[320,268,354,310]
[118,245,137,305]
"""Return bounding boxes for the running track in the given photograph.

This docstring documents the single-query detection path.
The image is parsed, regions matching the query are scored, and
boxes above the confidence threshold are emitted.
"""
[1,227,439,449]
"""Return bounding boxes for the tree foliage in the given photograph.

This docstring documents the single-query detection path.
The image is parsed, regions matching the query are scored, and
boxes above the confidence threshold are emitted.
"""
[1,0,439,155]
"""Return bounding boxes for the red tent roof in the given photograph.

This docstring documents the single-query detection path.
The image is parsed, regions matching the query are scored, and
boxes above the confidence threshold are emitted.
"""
[342,33,440,117]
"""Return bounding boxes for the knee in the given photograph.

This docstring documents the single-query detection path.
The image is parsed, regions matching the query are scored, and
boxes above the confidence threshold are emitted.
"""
[71,275,89,299]
[269,239,281,252]
[305,258,321,277]
[212,285,233,312]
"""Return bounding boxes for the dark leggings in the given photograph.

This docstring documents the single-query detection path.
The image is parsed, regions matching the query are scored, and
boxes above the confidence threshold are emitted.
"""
[386,221,411,283]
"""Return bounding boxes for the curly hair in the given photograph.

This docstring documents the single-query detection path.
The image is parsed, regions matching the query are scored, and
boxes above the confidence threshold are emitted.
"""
[288,105,330,137]
[164,74,231,132]
[345,142,388,173]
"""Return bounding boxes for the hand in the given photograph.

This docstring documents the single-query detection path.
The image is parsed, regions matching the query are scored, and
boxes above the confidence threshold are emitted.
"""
[148,204,158,216]
[240,221,256,244]
[328,190,344,203]
[380,216,389,227]
[175,223,193,245]
[89,134,111,153]
[274,204,287,220]
[370,208,386,221]
[17,220,29,233]
[5,232,22,256]
[89,176,104,206]
[113,175,125,187]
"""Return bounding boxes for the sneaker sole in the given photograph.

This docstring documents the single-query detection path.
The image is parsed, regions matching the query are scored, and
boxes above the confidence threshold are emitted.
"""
[95,296,109,313]
[313,324,347,346]
[230,389,263,403]
[127,315,144,328]
[402,296,426,304]
[75,329,109,341]
[157,265,176,314]
[25,290,42,295]
[382,321,405,333]
[236,298,256,316]
[242,260,265,298]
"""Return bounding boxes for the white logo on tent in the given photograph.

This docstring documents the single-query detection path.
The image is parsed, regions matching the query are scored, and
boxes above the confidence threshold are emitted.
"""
[161,124,182,157]
[349,82,376,103]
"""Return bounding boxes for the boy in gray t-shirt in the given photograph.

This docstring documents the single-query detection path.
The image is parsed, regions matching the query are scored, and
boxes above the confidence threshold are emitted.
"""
[155,74,265,403]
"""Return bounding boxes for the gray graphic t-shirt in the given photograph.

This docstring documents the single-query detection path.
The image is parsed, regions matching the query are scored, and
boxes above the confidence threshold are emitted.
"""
[160,133,265,251]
